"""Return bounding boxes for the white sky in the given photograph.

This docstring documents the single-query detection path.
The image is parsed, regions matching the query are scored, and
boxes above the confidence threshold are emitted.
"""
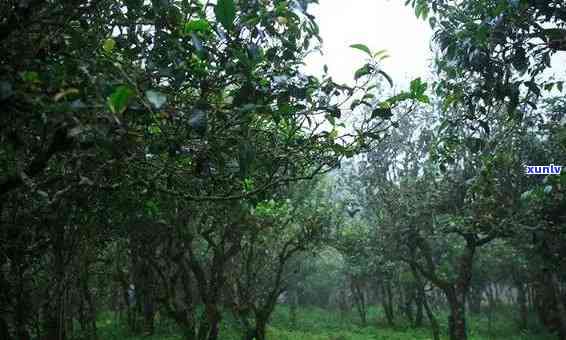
[303,1,565,93]
[304,0,433,91]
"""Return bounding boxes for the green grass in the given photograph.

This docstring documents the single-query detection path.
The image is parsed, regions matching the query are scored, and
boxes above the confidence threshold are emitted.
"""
[89,305,555,340]
[266,305,554,340]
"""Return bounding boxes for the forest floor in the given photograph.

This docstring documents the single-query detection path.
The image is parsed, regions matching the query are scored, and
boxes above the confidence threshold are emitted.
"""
[95,306,555,340]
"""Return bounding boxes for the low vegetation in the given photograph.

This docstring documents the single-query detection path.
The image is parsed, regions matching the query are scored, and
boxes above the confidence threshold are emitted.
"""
[1,0,565,340]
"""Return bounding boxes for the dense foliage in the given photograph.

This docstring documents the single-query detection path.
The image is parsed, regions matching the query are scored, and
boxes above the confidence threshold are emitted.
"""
[0,1,565,340]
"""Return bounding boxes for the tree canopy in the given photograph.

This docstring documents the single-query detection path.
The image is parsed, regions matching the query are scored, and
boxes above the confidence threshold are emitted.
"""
[1,1,565,340]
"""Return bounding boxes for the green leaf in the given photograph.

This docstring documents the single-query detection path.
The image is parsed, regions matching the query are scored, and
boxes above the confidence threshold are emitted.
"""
[103,38,116,53]
[543,28,566,40]
[524,81,540,97]
[371,107,393,120]
[479,120,490,135]
[21,71,39,83]
[416,92,430,104]
[329,129,338,141]
[387,92,411,105]
[325,114,335,126]
[408,78,429,103]
[520,190,532,200]
[373,49,388,59]
[544,83,554,91]
[415,1,429,19]
[350,99,361,111]
[215,0,236,31]
[378,70,393,87]
[350,44,372,57]
[108,85,134,114]
[184,19,211,34]
[326,105,341,118]
[410,78,426,96]
[144,200,160,217]
[511,47,527,73]
[145,90,167,109]
[354,64,372,80]
[429,17,437,29]
[362,93,375,100]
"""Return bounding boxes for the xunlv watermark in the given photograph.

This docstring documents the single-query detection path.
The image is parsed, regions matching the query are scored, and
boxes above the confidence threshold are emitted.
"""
[525,164,563,175]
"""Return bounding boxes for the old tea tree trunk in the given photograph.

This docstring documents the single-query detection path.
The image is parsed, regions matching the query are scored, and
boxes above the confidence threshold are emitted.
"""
[445,284,469,340]
[408,233,491,340]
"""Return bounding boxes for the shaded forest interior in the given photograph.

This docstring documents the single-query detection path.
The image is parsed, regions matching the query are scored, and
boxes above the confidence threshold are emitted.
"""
[1,0,566,340]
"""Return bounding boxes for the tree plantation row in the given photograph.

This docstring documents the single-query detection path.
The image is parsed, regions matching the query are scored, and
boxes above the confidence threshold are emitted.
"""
[0,1,565,340]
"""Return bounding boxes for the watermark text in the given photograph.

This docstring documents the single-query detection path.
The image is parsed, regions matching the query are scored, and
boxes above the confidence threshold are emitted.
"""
[525,164,562,175]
